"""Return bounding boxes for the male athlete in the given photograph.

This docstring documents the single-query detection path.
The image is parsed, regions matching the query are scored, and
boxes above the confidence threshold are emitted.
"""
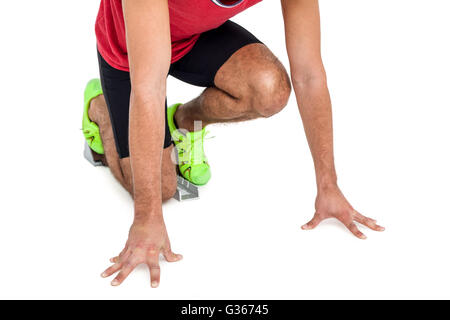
[82,0,384,287]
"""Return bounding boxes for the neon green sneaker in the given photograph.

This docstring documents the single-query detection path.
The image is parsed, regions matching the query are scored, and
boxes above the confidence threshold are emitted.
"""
[167,104,211,186]
[82,79,104,155]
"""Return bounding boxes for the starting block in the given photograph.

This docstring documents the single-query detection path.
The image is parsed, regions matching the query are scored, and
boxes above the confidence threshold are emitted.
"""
[173,175,199,201]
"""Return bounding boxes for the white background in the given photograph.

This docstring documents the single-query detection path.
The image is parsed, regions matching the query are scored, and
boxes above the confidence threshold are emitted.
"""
[0,0,449,299]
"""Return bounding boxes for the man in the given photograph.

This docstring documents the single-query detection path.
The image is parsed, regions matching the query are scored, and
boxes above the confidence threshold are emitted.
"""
[83,0,384,288]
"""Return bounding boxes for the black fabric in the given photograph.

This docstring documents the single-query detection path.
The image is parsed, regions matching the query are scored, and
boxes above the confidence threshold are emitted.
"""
[169,20,262,87]
[98,20,262,159]
[98,53,173,159]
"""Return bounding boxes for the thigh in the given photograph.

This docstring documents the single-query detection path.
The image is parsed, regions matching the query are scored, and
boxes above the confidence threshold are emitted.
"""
[168,20,262,88]
[98,52,172,159]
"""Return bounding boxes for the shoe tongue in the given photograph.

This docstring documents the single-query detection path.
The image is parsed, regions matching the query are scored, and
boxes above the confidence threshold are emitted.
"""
[186,129,205,165]
[188,129,204,139]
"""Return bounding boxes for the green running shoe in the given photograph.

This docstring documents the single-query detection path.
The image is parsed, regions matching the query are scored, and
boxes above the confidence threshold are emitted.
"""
[167,103,211,186]
[82,79,104,155]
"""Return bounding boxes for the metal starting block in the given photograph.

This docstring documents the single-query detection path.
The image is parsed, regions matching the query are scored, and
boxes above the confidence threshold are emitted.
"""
[173,176,199,201]
[84,141,199,201]
[84,142,105,167]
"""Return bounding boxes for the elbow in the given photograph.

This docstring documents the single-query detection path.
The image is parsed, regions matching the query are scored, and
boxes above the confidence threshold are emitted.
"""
[130,71,167,104]
[291,70,328,90]
[132,82,166,105]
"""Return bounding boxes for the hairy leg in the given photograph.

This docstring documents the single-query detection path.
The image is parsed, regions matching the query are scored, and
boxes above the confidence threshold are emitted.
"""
[175,43,292,132]
[88,95,177,201]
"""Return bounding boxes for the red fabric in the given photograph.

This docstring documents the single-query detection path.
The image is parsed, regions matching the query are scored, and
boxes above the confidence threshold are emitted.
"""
[96,0,262,72]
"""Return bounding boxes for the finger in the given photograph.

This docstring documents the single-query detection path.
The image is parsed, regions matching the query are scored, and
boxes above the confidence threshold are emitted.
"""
[110,246,128,263]
[354,212,385,232]
[111,261,137,286]
[162,248,183,263]
[101,263,122,278]
[355,211,377,223]
[345,222,367,239]
[301,215,323,230]
[147,251,161,288]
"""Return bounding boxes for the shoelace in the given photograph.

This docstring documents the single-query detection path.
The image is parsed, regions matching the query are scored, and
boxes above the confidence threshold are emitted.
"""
[177,130,214,165]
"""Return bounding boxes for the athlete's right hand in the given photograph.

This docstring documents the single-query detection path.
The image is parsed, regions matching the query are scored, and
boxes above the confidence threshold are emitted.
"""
[101,216,182,287]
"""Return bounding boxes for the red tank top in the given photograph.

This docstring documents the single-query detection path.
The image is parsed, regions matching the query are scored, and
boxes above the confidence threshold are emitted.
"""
[96,0,262,71]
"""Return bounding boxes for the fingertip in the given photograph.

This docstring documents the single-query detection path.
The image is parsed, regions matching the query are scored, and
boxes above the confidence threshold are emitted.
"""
[165,252,183,262]
[301,224,311,230]
[360,234,367,240]
[101,272,107,278]
[111,279,120,286]
[151,281,159,288]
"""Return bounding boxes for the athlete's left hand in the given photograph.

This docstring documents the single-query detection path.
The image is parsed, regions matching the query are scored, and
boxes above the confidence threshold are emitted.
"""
[301,185,385,239]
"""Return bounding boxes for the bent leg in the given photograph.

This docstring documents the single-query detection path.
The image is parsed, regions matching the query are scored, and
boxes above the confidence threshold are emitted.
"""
[88,95,177,201]
[175,43,292,132]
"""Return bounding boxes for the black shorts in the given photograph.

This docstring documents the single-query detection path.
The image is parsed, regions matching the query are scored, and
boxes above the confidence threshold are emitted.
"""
[98,20,262,159]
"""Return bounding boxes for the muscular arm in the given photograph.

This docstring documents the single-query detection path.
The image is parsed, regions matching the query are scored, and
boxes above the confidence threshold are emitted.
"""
[124,0,171,217]
[281,0,384,237]
[282,0,334,188]
[101,0,182,288]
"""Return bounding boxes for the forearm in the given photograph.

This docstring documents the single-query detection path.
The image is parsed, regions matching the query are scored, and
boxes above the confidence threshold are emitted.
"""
[129,90,166,223]
[293,78,337,190]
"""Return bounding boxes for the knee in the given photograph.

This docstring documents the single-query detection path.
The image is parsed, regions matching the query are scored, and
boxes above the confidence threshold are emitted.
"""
[249,66,291,118]
[162,175,177,202]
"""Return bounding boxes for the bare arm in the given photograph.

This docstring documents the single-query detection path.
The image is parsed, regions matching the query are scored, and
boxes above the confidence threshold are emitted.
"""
[282,0,334,187]
[101,0,182,288]
[281,0,384,237]
[125,0,170,216]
